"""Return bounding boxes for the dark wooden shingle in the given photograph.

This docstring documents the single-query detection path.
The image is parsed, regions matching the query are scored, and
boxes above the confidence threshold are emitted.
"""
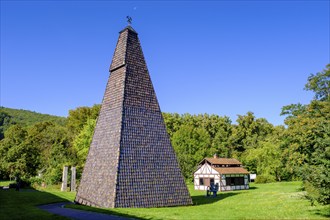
[75,26,192,208]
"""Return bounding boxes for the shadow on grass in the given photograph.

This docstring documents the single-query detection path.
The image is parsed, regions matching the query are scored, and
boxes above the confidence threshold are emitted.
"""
[66,204,148,220]
[1,187,146,220]
[249,186,258,190]
[192,191,240,206]
[309,206,330,219]
[0,188,72,220]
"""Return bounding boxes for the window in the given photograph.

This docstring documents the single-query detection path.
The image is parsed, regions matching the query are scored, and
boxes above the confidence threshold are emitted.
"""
[199,178,204,185]
[226,177,244,186]
[210,178,215,185]
[234,177,244,185]
[226,177,233,186]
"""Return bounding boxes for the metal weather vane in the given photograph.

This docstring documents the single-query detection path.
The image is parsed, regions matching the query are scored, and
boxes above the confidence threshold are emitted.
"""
[126,16,132,26]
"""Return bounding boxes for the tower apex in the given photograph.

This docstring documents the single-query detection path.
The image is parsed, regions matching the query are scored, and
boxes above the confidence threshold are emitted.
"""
[126,16,132,26]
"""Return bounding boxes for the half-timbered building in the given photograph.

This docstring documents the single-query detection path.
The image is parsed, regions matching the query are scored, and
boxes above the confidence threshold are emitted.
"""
[194,155,250,191]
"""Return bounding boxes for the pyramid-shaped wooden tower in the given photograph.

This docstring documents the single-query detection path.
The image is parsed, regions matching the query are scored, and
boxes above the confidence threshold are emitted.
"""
[75,25,192,208]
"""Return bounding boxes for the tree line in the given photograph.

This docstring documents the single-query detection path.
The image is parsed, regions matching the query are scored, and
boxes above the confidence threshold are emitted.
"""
[0,64,329,205]
[0,107,66,140]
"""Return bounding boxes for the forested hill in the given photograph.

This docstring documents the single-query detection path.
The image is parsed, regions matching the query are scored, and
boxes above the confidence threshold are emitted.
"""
[0,106,67,139]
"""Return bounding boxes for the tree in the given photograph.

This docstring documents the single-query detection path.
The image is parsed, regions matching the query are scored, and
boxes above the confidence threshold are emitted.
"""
[211,116,232,158]
[73,118,96,168]
[0,111,14,140]
[304,64,330,101]
[230,112,274,154]
[0,125,40,180]
[171,125,211,180]
[280,103,307,120]
[303,122,330,205]
[281,64,330,205]
[67,104,100,139]
[162,113,182,138]
[0,107,67,141]
[244,140,282,182]
[26,122,72,184]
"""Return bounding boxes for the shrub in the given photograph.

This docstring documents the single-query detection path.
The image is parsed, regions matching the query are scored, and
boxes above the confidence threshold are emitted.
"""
[9,183,17,189]
[29,176,42,187]
[255,175,276,183]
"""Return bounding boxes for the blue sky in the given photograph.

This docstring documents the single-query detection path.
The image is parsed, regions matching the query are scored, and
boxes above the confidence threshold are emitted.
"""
[1,1,329,125]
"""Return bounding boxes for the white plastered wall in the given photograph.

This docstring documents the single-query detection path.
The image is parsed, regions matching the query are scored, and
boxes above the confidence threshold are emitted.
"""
[194,163,220,191]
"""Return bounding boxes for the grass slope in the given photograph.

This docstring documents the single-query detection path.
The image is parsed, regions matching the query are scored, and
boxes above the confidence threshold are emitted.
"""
[0,181,329,220]
[0,180,14,187]
[0,182,75,220]
[68,182,329,220]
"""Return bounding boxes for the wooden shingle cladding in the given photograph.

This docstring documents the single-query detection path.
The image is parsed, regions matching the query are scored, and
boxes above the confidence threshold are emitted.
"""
[194,157,250,192]
[75,26,192,208]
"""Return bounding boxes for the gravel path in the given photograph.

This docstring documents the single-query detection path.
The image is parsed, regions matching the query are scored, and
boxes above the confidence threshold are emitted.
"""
[38,202,136,220]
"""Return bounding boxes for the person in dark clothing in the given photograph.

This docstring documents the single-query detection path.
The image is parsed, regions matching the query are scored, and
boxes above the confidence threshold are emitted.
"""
[15,176,20,191]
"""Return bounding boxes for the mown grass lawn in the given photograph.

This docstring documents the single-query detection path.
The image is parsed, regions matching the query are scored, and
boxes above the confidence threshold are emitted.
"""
[0,180,14,187]
[0,181,75,220]
[0,181,329,220]
[68,182,329,219]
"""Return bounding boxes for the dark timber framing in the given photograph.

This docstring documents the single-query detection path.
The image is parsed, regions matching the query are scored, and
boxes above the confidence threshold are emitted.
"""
[194,156,250,191]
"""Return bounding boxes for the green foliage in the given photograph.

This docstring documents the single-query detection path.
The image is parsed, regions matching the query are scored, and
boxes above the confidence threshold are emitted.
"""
[304,64,330,102]
[244,140,282,181]
[67,104,100,139]
[208,116,233,157]
[230,112,274,153]
[0,104,100,184]
[164,113,233,180]
[255,175,276,183]
[172,125,211,180]
[230,112,279,179]
[0,111,14,140]
[281,103,307,119]
[163,112,183,137]
[302,124,330,205]
[0,120,74,184]
[0,125,40,180]
[68,106,100,179]
[282,101,330,179]
[0,107,67,140]
[73,118,96,168]
[281,64,330,205]
[24,122,73,184]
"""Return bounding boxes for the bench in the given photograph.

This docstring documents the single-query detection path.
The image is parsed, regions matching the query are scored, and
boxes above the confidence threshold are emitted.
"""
[206,183,219,197]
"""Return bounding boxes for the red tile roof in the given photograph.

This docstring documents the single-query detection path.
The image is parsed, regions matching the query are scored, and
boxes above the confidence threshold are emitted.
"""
[204,157,242,165]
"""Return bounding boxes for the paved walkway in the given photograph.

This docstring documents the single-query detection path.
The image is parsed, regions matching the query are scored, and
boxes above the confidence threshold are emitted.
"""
[38,202,136,220]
